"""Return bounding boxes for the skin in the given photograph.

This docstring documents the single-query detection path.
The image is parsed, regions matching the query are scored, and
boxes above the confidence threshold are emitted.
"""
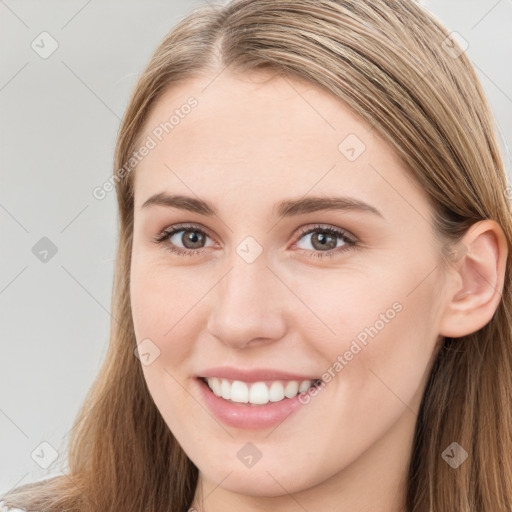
[129,69,507,512]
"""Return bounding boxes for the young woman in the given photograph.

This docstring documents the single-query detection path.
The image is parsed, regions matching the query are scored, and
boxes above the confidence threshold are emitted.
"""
[2,0,511,511]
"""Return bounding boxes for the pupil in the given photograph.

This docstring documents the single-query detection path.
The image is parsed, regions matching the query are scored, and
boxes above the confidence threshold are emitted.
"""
[184,230,203,248]
[313,232,336,250]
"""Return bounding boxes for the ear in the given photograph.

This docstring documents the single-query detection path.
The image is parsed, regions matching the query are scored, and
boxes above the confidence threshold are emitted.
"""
[439,219,508,338]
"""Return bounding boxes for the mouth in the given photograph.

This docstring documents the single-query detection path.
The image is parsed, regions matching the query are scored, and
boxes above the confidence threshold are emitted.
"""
[199,376,323,406]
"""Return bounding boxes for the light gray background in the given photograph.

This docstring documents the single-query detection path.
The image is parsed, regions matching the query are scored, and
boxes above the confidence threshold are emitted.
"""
[1,0,511,495]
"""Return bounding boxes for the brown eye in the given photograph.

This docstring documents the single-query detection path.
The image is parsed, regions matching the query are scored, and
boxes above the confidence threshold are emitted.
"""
[308,231,338,251]
[176,229,207,249]
[293,225,357,260]
[153,224,215,256]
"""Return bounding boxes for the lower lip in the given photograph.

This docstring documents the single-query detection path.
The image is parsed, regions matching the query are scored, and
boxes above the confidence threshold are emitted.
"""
[196,377,319,430]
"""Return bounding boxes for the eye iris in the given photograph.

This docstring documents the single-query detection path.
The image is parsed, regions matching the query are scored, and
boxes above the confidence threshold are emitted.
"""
[182,230,205,249]
[311,231,337,250]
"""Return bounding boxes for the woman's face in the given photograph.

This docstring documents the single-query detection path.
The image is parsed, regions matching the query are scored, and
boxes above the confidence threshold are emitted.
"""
[130,70,450,506]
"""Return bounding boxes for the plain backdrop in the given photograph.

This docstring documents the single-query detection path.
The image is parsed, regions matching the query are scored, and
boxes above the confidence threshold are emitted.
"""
[1,0,511,495]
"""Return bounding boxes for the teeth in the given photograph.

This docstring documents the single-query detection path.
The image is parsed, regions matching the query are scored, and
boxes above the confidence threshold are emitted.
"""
[205,378,318,405]
[284,380,299,398]
[220,379,231,399]
[232,380,249,403]
[249,382,267,404]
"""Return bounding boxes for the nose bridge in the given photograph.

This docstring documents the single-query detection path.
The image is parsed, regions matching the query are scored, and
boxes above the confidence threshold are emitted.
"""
[206,247,287,347]
[223,252,271,304]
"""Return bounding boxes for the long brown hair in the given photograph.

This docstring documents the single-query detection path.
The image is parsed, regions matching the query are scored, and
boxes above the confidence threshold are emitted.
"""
[3,1,512,510]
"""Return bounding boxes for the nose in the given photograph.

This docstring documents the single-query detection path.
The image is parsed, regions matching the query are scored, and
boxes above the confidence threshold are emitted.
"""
[206,254,288,349]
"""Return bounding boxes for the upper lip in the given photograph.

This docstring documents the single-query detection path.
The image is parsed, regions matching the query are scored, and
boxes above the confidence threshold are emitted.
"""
[198,366,321,383]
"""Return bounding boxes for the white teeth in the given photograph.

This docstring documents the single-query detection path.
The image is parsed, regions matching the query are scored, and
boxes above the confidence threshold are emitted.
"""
[220,379,231,399]
[249,382,268,404]
[210,377,222,397]
[205,378,318,405]
[284,380,299,398]
[298,380,311,393]
[270,381,285,401]
[231,380,249,403]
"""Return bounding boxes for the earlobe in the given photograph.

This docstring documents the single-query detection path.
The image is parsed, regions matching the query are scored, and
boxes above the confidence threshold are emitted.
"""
[439,220,508,338]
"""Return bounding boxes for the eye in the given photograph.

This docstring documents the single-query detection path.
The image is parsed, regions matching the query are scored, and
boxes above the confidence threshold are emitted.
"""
[152,223,357,259]
[152,223,215,257]
[293,224,357,259]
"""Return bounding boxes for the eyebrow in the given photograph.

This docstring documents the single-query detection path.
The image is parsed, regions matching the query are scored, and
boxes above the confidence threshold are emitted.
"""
[141,192,384,219]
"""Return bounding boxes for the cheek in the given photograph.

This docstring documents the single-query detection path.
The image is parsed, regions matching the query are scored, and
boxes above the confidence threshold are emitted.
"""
[297,256,442,416]
[130,264,204,435]
[324,265,442,434]
[286,256,439,358]
[130,262,208,349]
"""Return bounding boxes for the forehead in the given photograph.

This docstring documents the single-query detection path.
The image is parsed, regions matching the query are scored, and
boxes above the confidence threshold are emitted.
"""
[132,70,428,222]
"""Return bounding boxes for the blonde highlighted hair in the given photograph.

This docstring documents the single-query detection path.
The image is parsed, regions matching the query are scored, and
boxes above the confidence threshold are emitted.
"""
[3,1,512,510]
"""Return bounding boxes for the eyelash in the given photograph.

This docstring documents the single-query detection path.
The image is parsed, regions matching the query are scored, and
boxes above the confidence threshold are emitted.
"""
[152,223,357,259]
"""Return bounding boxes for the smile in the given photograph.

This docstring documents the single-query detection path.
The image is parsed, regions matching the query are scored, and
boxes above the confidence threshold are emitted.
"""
[197,376,323,429]
[203,377,322,405]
